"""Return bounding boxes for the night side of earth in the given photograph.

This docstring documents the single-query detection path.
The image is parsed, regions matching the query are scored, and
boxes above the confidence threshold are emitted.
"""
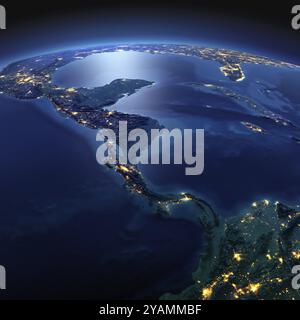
[1,43,300,300]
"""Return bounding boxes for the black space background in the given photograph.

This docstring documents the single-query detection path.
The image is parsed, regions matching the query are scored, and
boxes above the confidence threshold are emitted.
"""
[0,0,299,63]
[0,0,297,27]
[0,0,299,303]
[0,0,298,30]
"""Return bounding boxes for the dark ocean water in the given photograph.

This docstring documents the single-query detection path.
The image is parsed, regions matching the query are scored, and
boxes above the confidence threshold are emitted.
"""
[1,49,300,299]
[0,94,202,299]
[54,51,300,215]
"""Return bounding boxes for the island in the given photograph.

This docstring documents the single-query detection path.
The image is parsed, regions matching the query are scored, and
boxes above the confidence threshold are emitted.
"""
[1,43,300,300]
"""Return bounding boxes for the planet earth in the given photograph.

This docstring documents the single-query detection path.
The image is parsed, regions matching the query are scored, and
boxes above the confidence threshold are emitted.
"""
[1,43,300,299]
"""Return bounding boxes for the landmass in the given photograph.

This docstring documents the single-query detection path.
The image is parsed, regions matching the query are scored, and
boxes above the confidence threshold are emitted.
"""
[186,82,297,129]
[0,44,300,300]
[162,200,300,300]
[0,43,298,135]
